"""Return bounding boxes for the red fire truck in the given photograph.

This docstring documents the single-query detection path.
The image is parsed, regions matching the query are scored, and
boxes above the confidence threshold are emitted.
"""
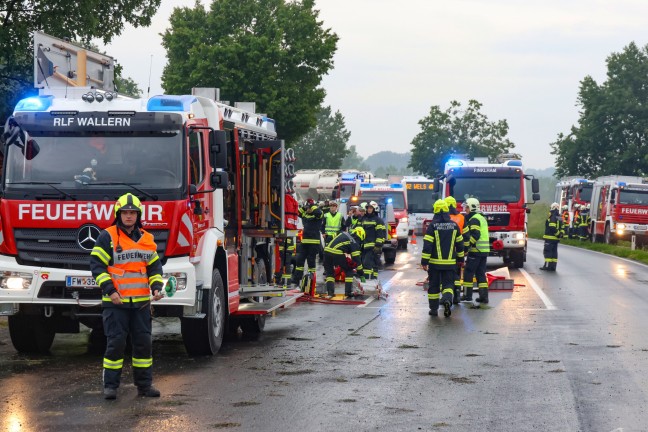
[0,86,302,355]
[554,177,594,237]
[441,157,540,268]
[590,176,648,245]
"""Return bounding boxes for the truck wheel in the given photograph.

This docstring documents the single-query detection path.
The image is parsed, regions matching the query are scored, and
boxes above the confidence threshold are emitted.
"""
[512,250,524,268]
[240,315,266,337]
[384,250,396,264]
[9,314,55,354]
[398,239,408,250]
[181,269,226,356]
[604,225,617,245]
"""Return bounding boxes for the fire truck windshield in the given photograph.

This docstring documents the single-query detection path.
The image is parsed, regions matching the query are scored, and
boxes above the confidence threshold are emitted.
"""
[577,184,593,202]
[359,191,406,209]
[451,176,521,203]
[619,190,648,205]
[407,188,437,213]
[3,135,183,191]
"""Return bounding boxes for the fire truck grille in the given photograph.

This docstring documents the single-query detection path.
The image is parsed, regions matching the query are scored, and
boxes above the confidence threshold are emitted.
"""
[14,228,169,271]
[482,213,510,226]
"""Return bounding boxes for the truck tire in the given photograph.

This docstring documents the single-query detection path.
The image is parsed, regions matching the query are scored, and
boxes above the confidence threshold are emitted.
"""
[181,269,226,356]
[240,314,266,337]
[512,250,524,268]
[8,314,55,354]
[398,239,408,250]
[604,224,617,245]
[384,250,396,264]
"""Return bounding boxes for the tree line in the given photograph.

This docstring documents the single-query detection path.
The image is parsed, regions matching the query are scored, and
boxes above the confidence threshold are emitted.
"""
[2,1,647,180]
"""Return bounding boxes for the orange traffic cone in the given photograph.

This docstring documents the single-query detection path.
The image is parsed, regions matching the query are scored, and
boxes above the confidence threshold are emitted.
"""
[410,233,417,245]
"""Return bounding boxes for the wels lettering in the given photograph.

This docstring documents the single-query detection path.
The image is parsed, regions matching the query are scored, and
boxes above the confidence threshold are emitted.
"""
[52,117,131,127]
[18,203,163,221]
[621,208,648,215]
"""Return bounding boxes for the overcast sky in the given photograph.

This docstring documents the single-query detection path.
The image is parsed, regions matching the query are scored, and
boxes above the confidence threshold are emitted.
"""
[100,0,648,170]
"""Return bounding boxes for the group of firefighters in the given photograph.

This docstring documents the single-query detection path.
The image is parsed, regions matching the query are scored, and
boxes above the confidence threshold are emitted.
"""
[275,198,388,299]
[420,196,490,317]
[561,203,591,241]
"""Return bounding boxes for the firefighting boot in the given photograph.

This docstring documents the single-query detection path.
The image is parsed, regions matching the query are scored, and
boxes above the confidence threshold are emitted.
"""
[103,387,117,400]
[539,264,548,271]
[326,278,336,297]
[475,288,489,304]
[460,287,473,302]
[428,299,439,316]
[137,386,161,397]
[453,286,461,304]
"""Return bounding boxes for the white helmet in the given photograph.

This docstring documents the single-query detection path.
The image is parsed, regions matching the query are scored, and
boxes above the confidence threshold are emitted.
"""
[574,204,581,210]
[586,203,591,209]
[550,202,560,211]
[369,200,379,212]
[464,197,480,212]
[562,205,568,211]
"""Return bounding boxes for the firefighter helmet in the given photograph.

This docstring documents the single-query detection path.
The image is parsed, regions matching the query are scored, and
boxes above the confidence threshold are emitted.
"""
[433,199,449,213]
[305,198,315,206]
[368,201,379,212]
[464,197,480,212]
[114,193,142,217]
[444,196,457,208]
[562,205,568,211]
[586,203,591,209]
[351,227,366,242]
[550,202,560,211]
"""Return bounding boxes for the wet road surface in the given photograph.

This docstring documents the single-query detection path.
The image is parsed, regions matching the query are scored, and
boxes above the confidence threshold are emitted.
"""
[1,239,648,431]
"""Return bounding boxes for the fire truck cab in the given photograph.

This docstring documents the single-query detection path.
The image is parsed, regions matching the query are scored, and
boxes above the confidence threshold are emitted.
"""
[590,176,648,245]
[442,157,540,268]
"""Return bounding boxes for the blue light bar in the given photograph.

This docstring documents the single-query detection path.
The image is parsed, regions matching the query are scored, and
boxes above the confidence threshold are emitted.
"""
[619,182,626,187]
[390,183,403,188]
[360,183,373,188]
[147,95,196,112]
[387,198,393,203]
[15,96,53,111]
[505,160,523,167]
[446,159,463,167]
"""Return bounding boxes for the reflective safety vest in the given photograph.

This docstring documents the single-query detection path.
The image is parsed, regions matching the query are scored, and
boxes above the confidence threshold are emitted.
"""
[324,212,343,236]
[464,212,490,254]
[105,225,159,299]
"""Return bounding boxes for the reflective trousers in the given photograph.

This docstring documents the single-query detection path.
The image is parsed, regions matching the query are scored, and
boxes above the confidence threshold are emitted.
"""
[102,304,153,390]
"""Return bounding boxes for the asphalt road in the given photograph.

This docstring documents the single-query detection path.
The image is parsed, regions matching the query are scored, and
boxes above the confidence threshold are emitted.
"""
[1,239,648,431]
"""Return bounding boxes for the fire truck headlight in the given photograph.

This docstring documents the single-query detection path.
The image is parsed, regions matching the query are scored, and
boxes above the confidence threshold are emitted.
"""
[617,224,626,230]
[163,272,187,291]
[400,217,408,224]
[0,272,33,290]
[512,233,525,240]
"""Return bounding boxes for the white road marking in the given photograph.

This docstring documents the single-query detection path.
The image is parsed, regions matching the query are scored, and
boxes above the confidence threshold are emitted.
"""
[519,268,557,311]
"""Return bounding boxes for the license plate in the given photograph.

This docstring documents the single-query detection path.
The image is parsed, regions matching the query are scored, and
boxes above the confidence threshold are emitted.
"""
[636,225,647,231]
[66,276,98,288]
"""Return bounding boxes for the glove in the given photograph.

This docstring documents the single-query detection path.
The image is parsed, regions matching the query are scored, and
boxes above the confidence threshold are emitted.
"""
[360,276,366,283]
[374,245,382,255]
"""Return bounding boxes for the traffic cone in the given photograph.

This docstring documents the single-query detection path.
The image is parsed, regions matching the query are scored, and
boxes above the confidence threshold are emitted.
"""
[410,233,417,245]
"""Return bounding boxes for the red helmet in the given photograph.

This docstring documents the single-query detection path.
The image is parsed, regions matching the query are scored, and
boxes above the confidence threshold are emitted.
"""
[306,198,315,206]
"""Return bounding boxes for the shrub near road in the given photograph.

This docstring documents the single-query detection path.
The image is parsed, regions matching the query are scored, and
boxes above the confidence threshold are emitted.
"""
[527,203,648,266]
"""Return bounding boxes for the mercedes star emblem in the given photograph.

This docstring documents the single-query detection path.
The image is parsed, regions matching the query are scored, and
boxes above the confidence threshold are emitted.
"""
[77,225,101,251]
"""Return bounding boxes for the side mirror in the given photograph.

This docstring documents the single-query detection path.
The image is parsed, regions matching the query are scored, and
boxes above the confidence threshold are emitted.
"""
[2,117,40,160]
[433,178,441,193]
[531,178,540,194]
[526,208,532,214]
[532,193,540,202]
[211,171,228,189]
[189,184,198,195]
[210,130,228,170]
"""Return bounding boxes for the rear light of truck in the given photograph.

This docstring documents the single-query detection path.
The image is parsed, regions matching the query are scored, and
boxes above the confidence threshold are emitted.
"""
[391,225,396,236]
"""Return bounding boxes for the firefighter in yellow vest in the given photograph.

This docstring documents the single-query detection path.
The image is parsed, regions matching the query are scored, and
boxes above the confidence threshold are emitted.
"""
[460,197,490,304]
[90,193,164,400]
[322,201,344,244]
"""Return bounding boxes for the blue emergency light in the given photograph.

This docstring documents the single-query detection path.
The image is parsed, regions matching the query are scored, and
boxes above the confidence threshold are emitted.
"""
[360,183,373,188]
[390,183,403,188]
[147,95,196,112]
[387,198,393,203]
[446,159,464,167]
[15,96,53,111]
[505,160,523,167]
[619,182,627,187]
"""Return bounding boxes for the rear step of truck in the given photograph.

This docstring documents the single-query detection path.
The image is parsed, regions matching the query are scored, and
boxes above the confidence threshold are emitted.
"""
[234,291,303,315]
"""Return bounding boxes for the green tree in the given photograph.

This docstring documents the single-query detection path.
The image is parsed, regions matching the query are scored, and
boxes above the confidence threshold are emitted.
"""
[341,145,370,171]
[408,100,515,178]
[161,0,338,145]
[115,75,143,98]
[292,105,350,169]
[0,0,161,123]
[551,42,648,178]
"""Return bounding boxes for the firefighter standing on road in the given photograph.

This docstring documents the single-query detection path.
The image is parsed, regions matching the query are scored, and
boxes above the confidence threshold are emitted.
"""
[460,198,490,304]
[540,202,564,271]
[90,193,164,400]
[421,200,464,317]
[291,198,323,285]
[445,196,465,304]
[322,201,344,244]
[578,204,591,241]
[571,204,582,239]
[360,201,386,280]
[323,227,365,298]
[561,204,570,229]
